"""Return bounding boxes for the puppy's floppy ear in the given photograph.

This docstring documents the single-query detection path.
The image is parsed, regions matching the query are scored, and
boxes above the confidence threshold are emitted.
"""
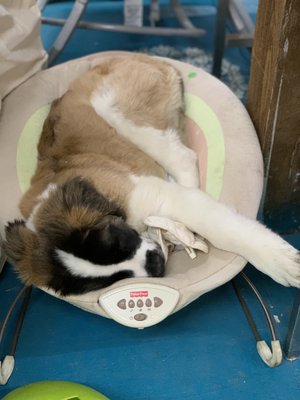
[4,220,36,261]
[3,220,47,286]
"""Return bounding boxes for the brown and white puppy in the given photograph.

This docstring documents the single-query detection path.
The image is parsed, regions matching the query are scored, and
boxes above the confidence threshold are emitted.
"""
[4,54,300,296]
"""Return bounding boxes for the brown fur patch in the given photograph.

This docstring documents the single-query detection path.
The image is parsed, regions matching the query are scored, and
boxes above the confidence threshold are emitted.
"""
[6,54,185,292]
[4,220,51,287]
[5,178,128,289]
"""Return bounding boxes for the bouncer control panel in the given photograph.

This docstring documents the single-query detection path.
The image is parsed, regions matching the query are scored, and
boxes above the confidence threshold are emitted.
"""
[99,283,180,328]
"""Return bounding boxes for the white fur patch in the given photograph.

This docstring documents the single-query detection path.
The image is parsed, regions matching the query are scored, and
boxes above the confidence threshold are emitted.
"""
[56,238,158,278]
[127,175,300,288]
[90,87,199,188]
[26,184,57,232]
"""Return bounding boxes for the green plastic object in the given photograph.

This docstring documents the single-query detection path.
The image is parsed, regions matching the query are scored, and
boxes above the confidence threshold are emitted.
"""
[1,381,109,400]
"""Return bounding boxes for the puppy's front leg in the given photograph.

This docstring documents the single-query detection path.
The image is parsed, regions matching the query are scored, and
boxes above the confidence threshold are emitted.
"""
[127,176,300,288]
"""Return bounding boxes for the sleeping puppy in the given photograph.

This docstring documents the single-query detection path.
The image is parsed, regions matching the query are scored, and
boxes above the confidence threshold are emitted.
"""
[4,54,300,295]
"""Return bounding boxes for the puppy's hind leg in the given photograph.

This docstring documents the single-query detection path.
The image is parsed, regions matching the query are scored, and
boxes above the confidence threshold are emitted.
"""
[127,176,300,288]
[90,88,199,188]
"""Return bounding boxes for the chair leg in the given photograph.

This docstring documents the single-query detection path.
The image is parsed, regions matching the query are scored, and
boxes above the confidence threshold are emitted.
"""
[37,0,50,12]
[212,0,230,78]
[149,0,160,26]
[47,0,89,66]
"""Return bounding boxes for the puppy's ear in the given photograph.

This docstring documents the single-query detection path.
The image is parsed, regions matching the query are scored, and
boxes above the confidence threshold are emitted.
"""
[3,220,47,286]
[4,220,36,261]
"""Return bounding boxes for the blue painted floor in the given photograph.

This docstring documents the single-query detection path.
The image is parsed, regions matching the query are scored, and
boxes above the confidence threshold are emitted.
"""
[1,1,300,399]
[1,249,299,399]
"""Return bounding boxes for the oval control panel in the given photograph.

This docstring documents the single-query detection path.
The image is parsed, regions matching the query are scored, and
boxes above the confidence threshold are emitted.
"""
[99,283,180,328]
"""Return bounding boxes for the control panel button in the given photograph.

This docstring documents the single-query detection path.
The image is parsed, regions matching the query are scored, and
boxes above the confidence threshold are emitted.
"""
[117,299,126,310]
[134,313,147,321]
[128,300,135,308]
[137,299,144,308]
[145,298,152,307]
[154,297,163,308]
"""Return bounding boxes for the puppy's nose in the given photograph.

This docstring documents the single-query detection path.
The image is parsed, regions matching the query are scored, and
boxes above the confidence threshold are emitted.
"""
[145,246,165,277]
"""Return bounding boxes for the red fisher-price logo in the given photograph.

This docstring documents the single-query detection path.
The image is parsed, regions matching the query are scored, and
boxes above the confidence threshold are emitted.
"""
[130,291,149,298]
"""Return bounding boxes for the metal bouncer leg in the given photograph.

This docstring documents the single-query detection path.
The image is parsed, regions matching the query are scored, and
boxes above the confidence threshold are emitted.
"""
[232,272,283,368]
[46,0,89,66]
[0,286,32,385]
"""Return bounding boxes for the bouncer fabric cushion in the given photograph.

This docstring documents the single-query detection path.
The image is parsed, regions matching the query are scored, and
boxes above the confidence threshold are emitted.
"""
[0,52,263,315]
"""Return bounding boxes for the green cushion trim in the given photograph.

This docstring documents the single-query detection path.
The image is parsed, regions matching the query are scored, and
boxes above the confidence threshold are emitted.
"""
[17,104,51,193]
[184,93,225,199]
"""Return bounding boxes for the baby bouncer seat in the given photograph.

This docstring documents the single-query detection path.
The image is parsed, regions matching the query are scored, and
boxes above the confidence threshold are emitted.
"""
[0,51,264,329]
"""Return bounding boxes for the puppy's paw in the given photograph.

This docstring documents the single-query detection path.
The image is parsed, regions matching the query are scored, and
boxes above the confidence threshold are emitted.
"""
[251,238,300,287]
